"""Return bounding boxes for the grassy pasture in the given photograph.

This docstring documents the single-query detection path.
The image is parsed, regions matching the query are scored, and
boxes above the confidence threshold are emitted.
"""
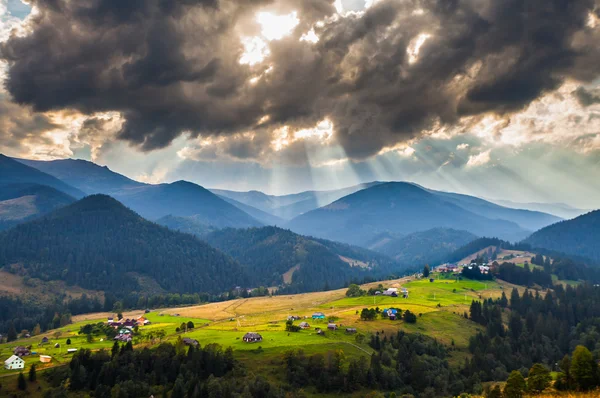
[0,275,512,381]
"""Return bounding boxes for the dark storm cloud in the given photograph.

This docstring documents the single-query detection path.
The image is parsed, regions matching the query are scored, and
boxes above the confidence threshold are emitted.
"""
[1,0,600,159]
[574,86,600,106]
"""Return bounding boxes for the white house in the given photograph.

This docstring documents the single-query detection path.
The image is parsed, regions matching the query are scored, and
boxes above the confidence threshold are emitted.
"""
[4,355,25,370]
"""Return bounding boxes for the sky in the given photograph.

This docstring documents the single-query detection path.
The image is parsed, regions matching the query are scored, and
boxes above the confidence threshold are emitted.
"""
[0,0,600,208]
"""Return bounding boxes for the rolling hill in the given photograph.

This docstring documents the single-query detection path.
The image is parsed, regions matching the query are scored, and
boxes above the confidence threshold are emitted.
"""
[489,199,588,220]
[0,195,247,295]
[112,180,263,227]
[0,154,84,198]
[524,210,600,261]
[373,228,478,266]
[212,182,383,220]
[204,226,401,292]
[0,183,76,230]
[287,182,529,246]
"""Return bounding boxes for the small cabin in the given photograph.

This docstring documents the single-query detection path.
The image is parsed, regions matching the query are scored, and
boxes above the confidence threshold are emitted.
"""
[345,328,357,334]
[39,355,52,363]
[327,323,337,331]
[243,332,263,343]
[4,355,25,370]
[429,278,434,283]
[315,328,324,335]
[389,314,397,321]
[183,338,199,347]
[54,343,60,348]
[299,322,310,329]
[312,312,326,320]
[41,337,49,344]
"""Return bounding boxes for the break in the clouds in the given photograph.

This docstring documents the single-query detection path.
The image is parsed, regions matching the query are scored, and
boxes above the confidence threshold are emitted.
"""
[0,0,600,207]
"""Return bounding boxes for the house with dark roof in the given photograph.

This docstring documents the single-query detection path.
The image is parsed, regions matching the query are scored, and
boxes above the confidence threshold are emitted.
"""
[243,332,263,343]
[299,322,310,329]
[13,346,30,357]
[183,338,199,347]
[345,328,357,334]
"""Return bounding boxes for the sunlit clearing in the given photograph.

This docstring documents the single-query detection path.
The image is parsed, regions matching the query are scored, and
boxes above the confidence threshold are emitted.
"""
[240,36,270,65]
[256,11,299,41]
[407,33,431,64]
[294,119,333,140]
[300,28,319,44]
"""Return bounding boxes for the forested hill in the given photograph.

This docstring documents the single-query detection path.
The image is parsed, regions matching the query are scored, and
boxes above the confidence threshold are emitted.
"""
[0,195,246,295]
[524,210,600,261]
[205,226,400,293]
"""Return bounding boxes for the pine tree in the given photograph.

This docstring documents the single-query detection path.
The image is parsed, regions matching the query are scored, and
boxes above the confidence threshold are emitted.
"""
[7,321,17,342]
[32,323,41,336]
[17,372,27,391]
[28,364,37,382]
[423,264,430,278]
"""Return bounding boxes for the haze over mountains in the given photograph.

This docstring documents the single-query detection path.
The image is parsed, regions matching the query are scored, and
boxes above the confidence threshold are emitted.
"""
[2,153,599,297]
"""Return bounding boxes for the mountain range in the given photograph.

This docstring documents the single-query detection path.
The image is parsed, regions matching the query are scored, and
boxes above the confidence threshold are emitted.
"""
[286,182,541,245]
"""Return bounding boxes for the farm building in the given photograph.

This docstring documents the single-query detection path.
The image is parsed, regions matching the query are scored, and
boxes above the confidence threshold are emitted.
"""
[67,349,78,354]
[299,322,310,329]
[183,338,199,347]
[315,328,324,335]
[4,355,25,370]
[13,346,30,357]
[40,355,52,363]
[382,288,398,296]
[327,323,337,331]
[243,332,263,343]
[312,312,326,319]
[54,343,60,348]
[287,315,301,321]
[41,336,49,344]
[345,328,357,334]
[114,334,132,342]
[389,314,397,320]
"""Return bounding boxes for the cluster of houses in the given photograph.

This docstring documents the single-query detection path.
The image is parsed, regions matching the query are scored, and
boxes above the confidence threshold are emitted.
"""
[373,287,409,298]
[437,263,492,275]
[107,315,151,343]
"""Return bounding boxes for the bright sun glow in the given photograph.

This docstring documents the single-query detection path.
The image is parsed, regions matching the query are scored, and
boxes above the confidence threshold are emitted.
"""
[240,11,300,66]
[256,11,299,41]
[407,33,431,64]
[271,119,334,151]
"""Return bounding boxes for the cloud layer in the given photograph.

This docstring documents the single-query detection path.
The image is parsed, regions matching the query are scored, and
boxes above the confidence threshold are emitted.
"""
[2,0,600,161]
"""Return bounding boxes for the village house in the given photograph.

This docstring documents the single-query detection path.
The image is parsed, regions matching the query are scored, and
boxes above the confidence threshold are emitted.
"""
[299,321,310,329]
[243,332,263,343]
[136,316,151,326]
[345,328,357,334]
[114,334,132,342]
[182,338,199,347]
[327,323,337,331]
[40,336,49,344]
[287,315,301,321]
[389,313,397,320]
[13,346,30,357]
[382,288,398,296]
[4,355,25,370]
[312,312,326,320]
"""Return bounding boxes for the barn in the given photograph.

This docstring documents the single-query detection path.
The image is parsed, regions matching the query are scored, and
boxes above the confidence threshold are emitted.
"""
[243,332,263,343]
[4,355,25,370]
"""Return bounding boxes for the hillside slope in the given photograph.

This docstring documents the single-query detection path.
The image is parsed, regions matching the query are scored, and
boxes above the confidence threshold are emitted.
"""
[287,182,529,246]
[0,183,76,230]
[0,195,246,295]
[524,210,600,261]
[0,154,84,198]
[427,189,562,231]
[205,226,401,292]
[16,157,144,194]
[374,228,478,266]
